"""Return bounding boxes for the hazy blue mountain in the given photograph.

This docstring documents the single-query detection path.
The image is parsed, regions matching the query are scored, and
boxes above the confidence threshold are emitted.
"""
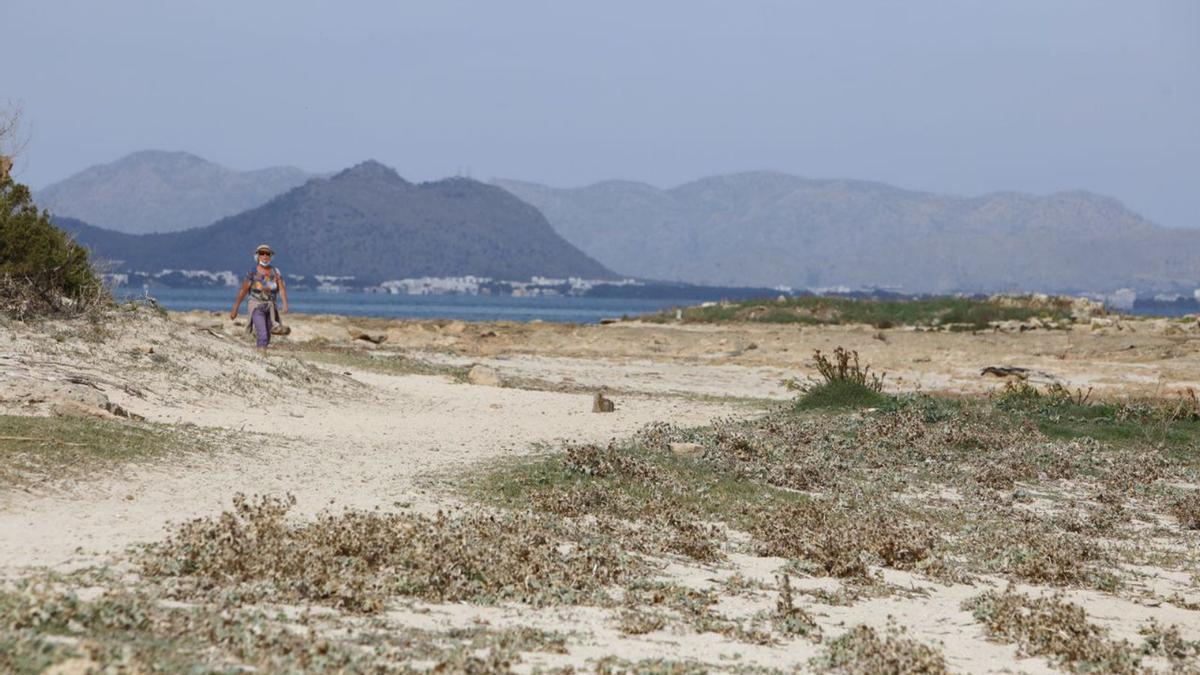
[37,150,313,234]
[60,161,614,282]
[496,172,1198,293]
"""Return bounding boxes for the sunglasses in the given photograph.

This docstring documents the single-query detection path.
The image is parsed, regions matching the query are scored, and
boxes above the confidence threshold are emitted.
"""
[257,252,274,257]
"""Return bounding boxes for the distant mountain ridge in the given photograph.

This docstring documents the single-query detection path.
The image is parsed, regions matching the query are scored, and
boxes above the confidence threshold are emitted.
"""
[59,160,614,282]
[494,172,1198,293]
[37,150,313,234]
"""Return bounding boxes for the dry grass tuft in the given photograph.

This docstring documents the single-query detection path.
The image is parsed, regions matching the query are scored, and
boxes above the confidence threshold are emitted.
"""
[772,575,821,640]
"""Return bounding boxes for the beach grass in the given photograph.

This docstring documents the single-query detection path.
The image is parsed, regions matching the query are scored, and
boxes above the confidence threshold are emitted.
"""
[0,414,206,489]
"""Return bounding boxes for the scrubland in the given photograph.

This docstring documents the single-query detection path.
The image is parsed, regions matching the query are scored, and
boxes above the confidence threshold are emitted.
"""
[1,300,1198,672]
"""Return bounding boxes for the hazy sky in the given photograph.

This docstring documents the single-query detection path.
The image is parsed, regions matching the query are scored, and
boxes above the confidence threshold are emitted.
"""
[5,1,1198,227]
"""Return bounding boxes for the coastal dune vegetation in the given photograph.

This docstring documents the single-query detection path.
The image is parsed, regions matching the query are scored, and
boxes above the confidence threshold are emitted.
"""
[643,294,1085,331]
[3,325,1198,670]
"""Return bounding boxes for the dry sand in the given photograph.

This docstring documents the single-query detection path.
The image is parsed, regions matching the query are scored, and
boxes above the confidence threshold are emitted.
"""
[2,307,1199,672]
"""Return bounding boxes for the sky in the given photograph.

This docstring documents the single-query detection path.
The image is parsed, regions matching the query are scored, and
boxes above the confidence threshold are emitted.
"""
[4,0,1198,228]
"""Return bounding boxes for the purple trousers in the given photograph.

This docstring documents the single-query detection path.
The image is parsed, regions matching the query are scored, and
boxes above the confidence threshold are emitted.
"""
[250,302,272,348]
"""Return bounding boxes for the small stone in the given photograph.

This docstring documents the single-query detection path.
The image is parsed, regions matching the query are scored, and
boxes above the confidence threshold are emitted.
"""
[467,365,502,387]
[592,392,615,413]
[52,400,113,419]
[669,442,703,457]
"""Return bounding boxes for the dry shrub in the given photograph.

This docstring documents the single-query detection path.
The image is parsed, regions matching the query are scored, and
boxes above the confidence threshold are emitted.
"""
[620,580,773,645]
[1139,620,1200,664]
[813,623,948,674]
[967,517,1115,589]
[617,608,667,635]
[640,415,846,493]
[142,494,639,612]
[966,589,1140,673]
[585,512,722,563]
[1099,447,1171,494]
[1169,491,1200,530]
[595,656,708,674]
[646,511,723,562]
[972,460,1024,490]
[535,445,724,562]
[1049,502,1130,537]
[747,497,939,579]
[565,442,662,480]
[0,582,400,673]
[855,404,1066,483]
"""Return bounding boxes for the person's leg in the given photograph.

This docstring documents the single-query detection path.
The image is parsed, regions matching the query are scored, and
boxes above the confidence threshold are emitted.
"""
[251,304,271,348]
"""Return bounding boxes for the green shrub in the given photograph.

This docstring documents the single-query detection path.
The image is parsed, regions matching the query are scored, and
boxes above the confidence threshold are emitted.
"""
[794,347,888,410]
[0,175,105,318]
[795,380,889,410]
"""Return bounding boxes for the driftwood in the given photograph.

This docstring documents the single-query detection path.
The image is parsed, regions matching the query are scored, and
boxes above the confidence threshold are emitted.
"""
[980,366,1058,383]
[347,328,387,344]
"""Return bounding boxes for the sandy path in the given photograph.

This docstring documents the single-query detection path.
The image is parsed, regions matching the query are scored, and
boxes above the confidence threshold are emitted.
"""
[0,368,741,574]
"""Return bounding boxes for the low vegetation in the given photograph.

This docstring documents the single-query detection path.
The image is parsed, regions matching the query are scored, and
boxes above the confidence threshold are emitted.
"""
[966,589,1141,673]
[0,576,572,673]
[142,493,640,612]
[995,380,1200,450]
[813,624,948,674]
[642,294,1080,330]
[7,343,1199,671]
[0,414,213,488]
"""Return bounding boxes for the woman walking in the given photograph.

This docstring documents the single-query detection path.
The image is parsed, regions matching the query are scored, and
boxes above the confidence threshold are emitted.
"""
[230,244,288,349]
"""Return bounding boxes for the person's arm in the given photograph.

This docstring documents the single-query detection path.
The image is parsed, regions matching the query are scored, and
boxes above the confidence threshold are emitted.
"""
[278,273,288,314]
[230,280,250,319]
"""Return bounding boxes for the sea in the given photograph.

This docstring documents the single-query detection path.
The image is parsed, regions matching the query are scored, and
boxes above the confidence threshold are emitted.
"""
[129,288,691,324]
[124,287,1194,324]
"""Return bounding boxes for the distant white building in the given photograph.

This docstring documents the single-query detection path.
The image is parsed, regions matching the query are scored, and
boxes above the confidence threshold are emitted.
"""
[376,275,490,295]
[157,269,240,287]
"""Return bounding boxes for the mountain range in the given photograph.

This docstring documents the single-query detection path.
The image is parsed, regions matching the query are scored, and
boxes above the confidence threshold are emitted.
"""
[37,150,313,234]
[58,161,614,282]
[36,149,1198,293]
[495,173,1200,293]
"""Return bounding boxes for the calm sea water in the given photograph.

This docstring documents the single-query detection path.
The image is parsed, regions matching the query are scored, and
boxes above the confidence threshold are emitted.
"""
[124,287,1192,323]
[129,287,690,324]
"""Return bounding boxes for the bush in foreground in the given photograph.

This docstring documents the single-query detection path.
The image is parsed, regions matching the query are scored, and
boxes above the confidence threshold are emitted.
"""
[792,347,889,410]
[0,175,105,318]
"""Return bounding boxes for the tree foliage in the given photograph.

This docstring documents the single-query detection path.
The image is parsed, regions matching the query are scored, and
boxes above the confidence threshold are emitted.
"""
[0,174,105,318]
